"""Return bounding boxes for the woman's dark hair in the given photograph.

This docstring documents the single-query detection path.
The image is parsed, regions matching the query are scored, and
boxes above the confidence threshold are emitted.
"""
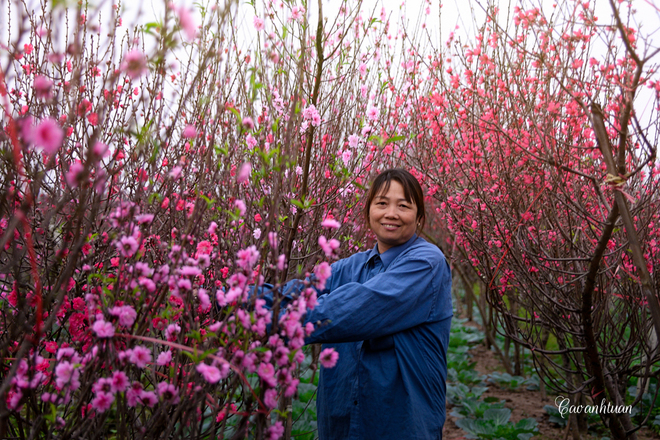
[363,168,426,232]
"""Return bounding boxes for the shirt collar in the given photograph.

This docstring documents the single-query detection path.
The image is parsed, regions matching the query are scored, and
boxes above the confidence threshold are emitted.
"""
[366,234,419,270]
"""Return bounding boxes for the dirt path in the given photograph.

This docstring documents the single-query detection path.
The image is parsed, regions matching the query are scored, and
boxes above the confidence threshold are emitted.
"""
[443,337,660,440]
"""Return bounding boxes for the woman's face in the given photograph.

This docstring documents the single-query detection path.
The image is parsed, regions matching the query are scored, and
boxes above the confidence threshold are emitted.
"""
[369,180,418,254]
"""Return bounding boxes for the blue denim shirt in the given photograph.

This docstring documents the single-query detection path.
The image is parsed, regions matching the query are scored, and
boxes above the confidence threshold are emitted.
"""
[303,235,452,440]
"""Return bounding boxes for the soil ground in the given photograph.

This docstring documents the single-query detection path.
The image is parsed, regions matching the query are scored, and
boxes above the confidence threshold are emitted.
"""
[443,323,660,440]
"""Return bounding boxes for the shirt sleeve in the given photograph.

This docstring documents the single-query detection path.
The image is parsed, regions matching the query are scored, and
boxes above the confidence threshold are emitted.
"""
[254,257,350,309]
[252,279,301,310]
[305,251,451,344]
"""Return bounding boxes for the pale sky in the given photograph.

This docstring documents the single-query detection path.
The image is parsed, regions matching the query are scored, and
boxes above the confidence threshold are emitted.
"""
[2,0,658,124]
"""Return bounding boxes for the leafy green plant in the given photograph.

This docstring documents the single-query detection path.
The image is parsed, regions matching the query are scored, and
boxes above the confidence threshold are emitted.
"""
[487,372,535,391]
[451,397,506,419]
[455,408,538,440]
[291,382,318,440]
[543,405,568,428]
[523,374,540,391]
[450,319,486,347]
[628,382,660,434]
[448,367,486,387]
[652,415,660,433]
[447,383,489,406]
[448,351,477,371]
[628,383,660,414]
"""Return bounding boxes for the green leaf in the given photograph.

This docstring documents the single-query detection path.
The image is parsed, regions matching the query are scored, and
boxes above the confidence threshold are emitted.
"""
[367,134,383,146]
[380,80,390,94]
[199,348,218,361]
[199,194,215,208]
[470,386,489,398]
[44,403,57,423]
[454,417,476,434]
[297,383,317,403]
[227,106,241,122]
[544,404,568,427]
[182,351,198,363]
[483,408,511,425]
[186,330,203,342]
[515,418,538,431]
[456,418,497,436]
[141,20,162,35]
[383,134,405,146]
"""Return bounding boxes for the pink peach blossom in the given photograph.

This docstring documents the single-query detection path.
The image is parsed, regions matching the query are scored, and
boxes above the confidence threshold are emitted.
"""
[32,118,64,155]
[111,371,129,393]
[313,262,332,290]
[237,162,251,184]
[117,236,138,258]
[91,391,114,413]
[267,421,285,440]
[126,382,143,407]
[129,346,151,368]
[366,106,378,121]
[264,388,278,408]
[65,162,85,188]
[318,235,340,258]
[196,363,222,384]
[319,348,339,368]
[177,5,197,40]
[268,232,278,249]
[139,390,158,407]
[234,199,246,216]
[120,50,148,79]
[157,350,173,366]
[157,382,180,404]
[236,245,259,271]
[341,149,352,166]
[92,319,115,338]
[109,305,137,327]
[55,361,80,389]
[277,254,287,271]
[348,134,359,148]
[257,362,277,388]
[321,218,341,229]
[136,214,154,224]
[34,75,53,99]
[290,6,305,22]
[242,117,255,129]
[183,124,197,139]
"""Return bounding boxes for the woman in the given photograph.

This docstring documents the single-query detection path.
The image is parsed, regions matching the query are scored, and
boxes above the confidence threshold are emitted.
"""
[303,168,453,440]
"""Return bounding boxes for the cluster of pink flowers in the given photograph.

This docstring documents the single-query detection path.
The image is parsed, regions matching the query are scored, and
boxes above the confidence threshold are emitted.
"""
[121,50,148,79]
[318,235,341,258]
[0,0,416,436]
[196,361,230,384]
[23,117,64,155]
[302,104,321,128]
[236,245,260,271]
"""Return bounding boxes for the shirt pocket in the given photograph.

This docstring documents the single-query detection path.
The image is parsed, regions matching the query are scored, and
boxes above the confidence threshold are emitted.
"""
[365,334,395,351]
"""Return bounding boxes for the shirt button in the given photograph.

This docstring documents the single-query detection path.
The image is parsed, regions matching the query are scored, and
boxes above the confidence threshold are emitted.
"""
[353,400,358,405]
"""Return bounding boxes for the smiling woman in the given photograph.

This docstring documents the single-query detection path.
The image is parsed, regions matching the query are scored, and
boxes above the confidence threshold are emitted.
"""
[298,168,452,440]
[365,168,426,253]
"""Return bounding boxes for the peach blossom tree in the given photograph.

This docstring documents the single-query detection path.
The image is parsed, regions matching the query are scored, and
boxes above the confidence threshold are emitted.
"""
[403,1,660,438]
[0,0,406,438]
